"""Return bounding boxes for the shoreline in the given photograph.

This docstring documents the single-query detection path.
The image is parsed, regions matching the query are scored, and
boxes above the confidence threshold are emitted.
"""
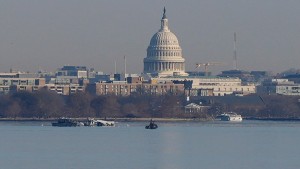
[1,117,300,122]
[244,117,300,121]
[0,117,211,122]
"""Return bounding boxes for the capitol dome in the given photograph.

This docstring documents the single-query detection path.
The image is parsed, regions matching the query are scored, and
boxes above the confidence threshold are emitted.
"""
[143,7,187,77]
[149,31,180,46]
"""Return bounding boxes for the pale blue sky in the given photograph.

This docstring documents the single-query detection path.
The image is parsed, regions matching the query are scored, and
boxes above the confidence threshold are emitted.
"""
[0,0,299,74]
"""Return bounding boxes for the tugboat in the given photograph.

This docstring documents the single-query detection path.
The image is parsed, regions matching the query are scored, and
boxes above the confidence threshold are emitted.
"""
[52,117,83,127]
[145,119,158,129]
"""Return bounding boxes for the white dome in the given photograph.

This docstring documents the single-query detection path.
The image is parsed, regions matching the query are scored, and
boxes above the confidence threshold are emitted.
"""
[149,31,180,46]
[143,7,187,77]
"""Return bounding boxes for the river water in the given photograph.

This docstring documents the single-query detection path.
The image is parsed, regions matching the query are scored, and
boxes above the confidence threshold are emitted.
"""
[0,120,300,169]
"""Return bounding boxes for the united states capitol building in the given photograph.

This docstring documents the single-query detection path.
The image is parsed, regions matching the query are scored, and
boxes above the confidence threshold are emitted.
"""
[0,8,270,96]
[143,7,187,77]
[141,8,255,96]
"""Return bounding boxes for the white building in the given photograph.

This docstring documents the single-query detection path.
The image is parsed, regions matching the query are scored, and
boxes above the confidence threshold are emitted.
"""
[152,76,256,96]
[0,72,45,94]
[257,79,300,95]
[184,103,210,113]
[56,66,88,79]
[143,8,187,77]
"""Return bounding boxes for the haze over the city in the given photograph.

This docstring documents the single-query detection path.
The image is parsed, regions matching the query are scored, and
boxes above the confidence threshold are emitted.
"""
[0,0,299,74]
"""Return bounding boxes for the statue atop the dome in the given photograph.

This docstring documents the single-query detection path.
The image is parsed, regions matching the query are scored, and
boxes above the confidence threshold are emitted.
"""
[162,7,167,19]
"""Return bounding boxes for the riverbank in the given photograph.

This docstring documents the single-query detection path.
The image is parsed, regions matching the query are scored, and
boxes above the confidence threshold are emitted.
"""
[0,117,212,122]
[244,117,300,121]
[2,117,300,122]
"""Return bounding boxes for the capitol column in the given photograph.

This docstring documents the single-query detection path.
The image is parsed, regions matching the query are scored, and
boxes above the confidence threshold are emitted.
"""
[151,62,154,71]
[158,63,161,71]
[146,63,148,71]
[158,62,161,71]
[153,62,155,71]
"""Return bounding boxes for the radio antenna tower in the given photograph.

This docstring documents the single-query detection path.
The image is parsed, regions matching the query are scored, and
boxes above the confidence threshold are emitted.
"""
[114,58,117,74]
[233,32,238,70]
[124,55,127,76]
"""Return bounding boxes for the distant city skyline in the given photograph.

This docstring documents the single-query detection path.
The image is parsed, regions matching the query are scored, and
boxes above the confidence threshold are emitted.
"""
[0,0,300,74]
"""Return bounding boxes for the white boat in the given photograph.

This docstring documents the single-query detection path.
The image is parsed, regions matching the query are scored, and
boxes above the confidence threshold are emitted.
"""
[84,118,115,127]
[95,119,115,126]
[217,112,243,122]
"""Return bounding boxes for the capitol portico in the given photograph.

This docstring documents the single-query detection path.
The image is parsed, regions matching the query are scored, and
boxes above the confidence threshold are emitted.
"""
[143,8,187,77]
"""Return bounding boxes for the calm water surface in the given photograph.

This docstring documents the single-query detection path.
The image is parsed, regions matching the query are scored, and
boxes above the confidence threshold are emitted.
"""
[0,120,300,169]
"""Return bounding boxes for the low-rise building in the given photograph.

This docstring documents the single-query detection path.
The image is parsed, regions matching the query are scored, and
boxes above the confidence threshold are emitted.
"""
[56,66,88,79]
[257,79,300,95]
[153,76,256,96]
[91,82,184,96]
[0,72,45,94]
[284,74,300,84]
[87,76,185,96]
[45,84,84,95]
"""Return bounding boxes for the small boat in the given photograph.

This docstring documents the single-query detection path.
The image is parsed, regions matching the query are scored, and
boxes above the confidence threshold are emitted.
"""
[84,118,115,127]
[52,117,83,127]
[217,112,243,122]
[145,119,158,129]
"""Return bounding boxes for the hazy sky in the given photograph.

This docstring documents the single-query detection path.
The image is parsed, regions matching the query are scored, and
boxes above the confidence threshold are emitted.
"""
[0,0,300,74]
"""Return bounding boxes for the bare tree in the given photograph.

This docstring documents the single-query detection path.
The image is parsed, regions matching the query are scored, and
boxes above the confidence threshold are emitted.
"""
[65,92,94,117]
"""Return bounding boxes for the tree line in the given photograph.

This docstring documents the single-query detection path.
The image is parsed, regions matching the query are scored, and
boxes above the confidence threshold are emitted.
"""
[206,95,300,118]
[0,89,300,119]
[0,90,188,118]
